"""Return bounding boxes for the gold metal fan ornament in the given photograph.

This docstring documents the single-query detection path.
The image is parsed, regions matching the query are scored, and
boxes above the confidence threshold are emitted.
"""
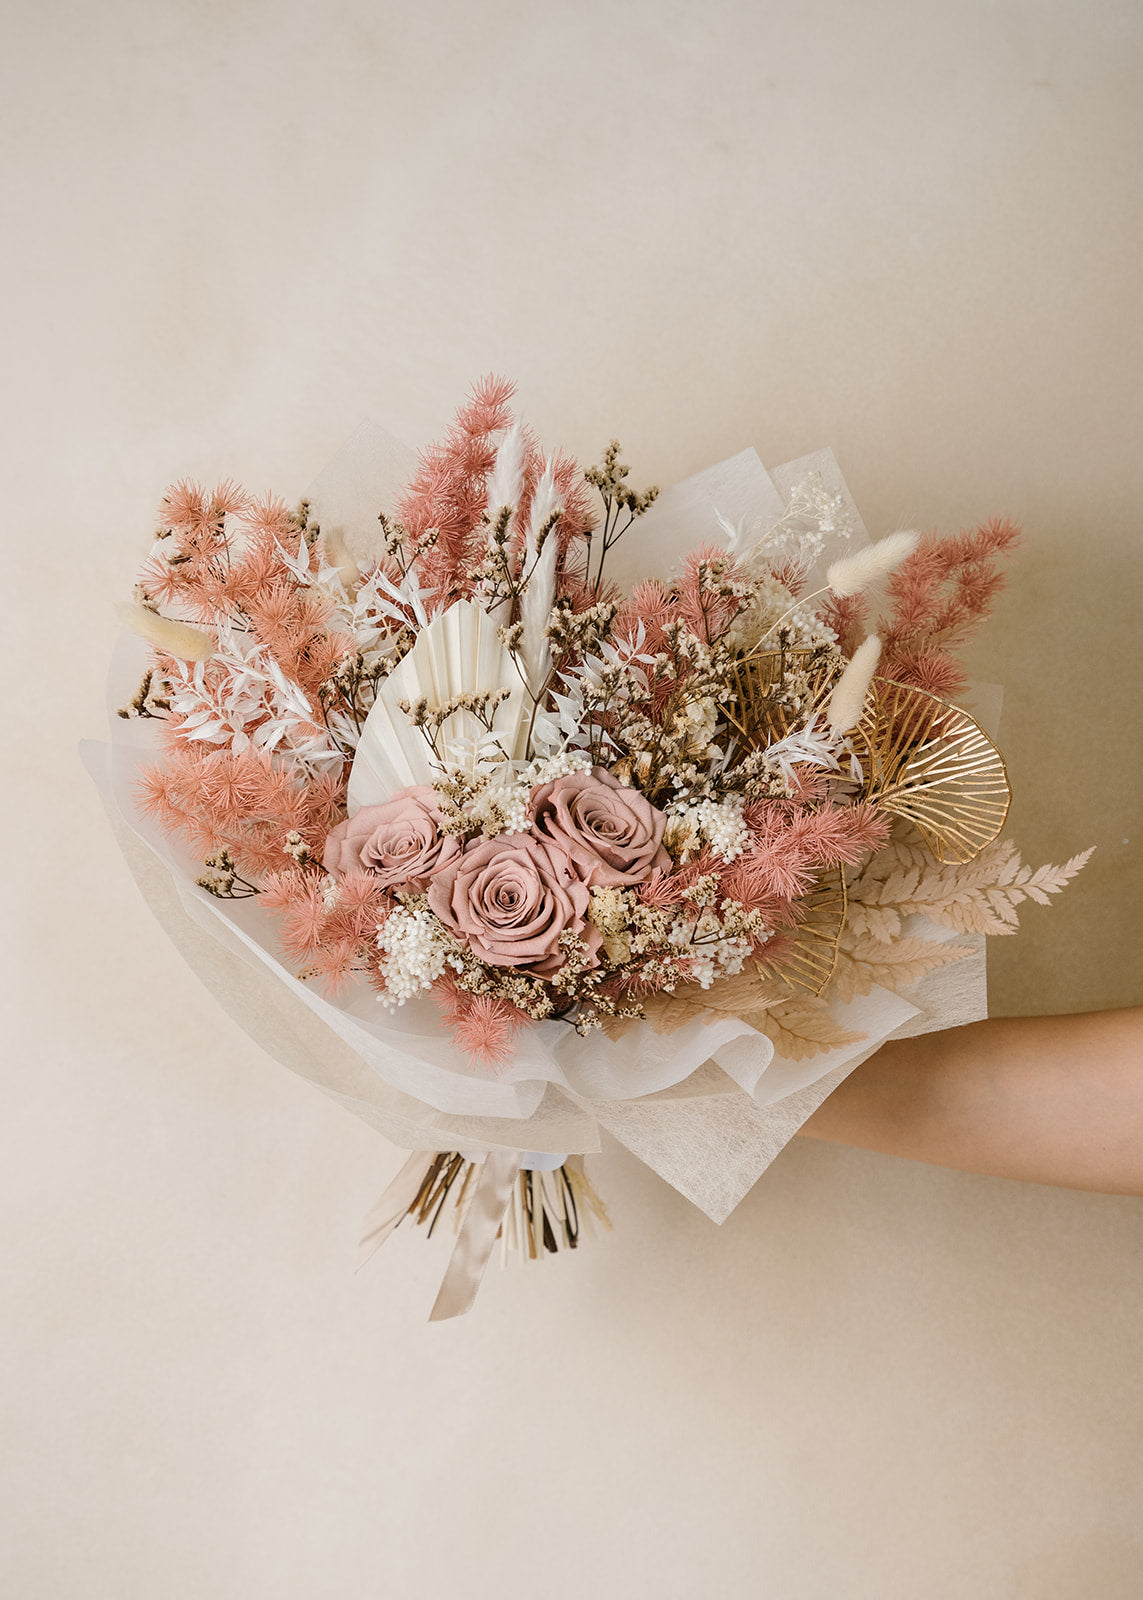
[724,649,1010,866]
[721,651,1010,993]
[757,866,848,995]
[723,647,836,745]
[851,678,1011,865]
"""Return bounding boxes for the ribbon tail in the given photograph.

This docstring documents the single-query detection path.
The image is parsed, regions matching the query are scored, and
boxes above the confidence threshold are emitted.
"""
[429,1150,522,1322]
[357,1150,436,1273]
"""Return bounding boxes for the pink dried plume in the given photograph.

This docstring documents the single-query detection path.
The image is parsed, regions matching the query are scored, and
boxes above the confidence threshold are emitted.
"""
[435,984,529,1070]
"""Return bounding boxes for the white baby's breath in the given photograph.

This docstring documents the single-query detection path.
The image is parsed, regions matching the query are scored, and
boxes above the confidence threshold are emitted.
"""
[376,906,464,1007]
[666,795,749,862]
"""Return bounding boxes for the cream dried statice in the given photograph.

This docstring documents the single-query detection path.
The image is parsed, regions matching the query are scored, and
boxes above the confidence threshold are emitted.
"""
[667,912,757,989]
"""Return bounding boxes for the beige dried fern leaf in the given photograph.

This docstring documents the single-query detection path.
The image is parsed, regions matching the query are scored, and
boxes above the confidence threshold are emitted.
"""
[614,969,789,1039]
[757,1000,867,1062]
[848,836,1093,940]
[832,934,975,1002]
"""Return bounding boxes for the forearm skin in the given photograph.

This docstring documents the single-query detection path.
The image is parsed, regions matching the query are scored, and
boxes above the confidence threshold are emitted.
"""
[798,1008,1143,1196]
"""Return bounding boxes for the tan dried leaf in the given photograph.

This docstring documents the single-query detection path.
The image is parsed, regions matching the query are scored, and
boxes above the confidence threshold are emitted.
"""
[847,837,1093,939]
[602,968,790,1040]
[843,901,902,944]
[757,1000,867,1062]
[832,935,975,1002]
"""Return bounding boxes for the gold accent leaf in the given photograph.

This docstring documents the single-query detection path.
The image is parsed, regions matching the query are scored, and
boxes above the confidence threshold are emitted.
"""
[723,648,837,746]
[757,866,848,995]
[851,678,1011,864]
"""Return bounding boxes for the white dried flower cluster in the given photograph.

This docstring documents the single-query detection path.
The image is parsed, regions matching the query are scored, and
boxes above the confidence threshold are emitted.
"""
[722,473,856,574]
[526,750,594,785]
[665,795,749,862]
[784,475,854,543]
[668,921,754,990]
[278,530,423,663]
[762,716,856,790]
[531,631,655,760]
[728,579,838,657]
[376,905,463,1007]
[167,619,347,772]
[677,696,720,752]
[466,750,595,836]
[466,777,530,837]
[769,602,838,652]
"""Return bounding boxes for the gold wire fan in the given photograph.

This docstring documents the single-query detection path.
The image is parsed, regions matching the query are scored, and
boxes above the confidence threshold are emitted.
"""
[757,866,848,996]
[723,648,837,747]
[852,678,1011,864]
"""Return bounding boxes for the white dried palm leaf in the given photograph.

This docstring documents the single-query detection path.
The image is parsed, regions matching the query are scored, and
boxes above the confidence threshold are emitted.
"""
[519,460,561,699]
[346,599,529,813]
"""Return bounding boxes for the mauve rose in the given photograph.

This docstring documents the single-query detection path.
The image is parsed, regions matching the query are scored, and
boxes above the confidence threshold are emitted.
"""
[529,765,671,888]
[322,786,460,892]
[427,832,602,977]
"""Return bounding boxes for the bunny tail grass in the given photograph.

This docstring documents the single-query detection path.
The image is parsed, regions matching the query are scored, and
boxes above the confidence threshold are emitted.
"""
[115,602,214,662]
[828,634,881,733]
[826,530,919,598]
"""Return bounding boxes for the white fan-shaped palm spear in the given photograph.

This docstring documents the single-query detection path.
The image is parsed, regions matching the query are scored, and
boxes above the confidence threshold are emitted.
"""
[346,599,530,813]
[518,460,562,700]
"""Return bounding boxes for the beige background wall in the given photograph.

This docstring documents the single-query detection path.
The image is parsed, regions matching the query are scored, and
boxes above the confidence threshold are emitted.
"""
[4,3,1143,1596]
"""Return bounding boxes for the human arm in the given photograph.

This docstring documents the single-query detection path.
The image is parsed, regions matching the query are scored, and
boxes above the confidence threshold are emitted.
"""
[797,1008,1143,1195]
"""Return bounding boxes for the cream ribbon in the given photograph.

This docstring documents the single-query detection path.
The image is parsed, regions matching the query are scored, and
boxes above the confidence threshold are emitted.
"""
[429,1150,522,1322]
[357,1149,524,1321]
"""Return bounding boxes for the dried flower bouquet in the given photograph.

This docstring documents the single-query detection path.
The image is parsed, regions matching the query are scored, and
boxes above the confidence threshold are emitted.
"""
[93,378,1088,1316]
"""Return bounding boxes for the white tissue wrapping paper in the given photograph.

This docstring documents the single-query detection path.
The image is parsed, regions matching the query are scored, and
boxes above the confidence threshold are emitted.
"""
[87,429,991,1223]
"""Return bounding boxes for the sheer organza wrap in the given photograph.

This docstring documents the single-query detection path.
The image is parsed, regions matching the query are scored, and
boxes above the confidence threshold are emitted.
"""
[85,428,992,1223]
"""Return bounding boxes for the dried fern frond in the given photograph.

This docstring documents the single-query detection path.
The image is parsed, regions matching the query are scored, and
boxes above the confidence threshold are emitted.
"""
[757,999,868,1062]
[848,838,1094,939]
[612,969,790,1039]
[832,932,975,1002]
[688,969,790,1023]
